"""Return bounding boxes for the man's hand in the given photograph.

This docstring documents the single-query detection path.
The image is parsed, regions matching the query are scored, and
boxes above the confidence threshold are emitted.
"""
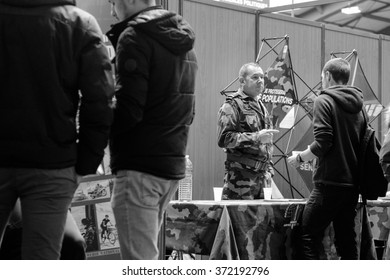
[256,129,279,144]
[287,152,303,168]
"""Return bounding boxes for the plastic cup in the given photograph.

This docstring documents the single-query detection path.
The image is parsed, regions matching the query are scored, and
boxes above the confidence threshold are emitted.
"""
[263,187,272,200]
[213,187,223,201]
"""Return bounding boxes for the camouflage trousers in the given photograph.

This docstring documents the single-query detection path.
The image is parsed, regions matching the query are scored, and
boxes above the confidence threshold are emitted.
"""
[221,161,269,200]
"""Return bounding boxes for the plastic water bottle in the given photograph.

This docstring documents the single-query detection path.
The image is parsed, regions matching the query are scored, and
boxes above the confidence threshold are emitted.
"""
[178,155,193,201]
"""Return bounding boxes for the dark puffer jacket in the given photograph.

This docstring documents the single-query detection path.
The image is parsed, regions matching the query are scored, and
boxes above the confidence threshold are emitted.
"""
[107,6,198,179]
[0,0,114,175]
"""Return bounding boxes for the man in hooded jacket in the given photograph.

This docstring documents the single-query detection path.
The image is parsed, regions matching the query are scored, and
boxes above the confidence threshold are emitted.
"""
[106,0,198,260]
[0,0,114,259]
[288,58,365,259]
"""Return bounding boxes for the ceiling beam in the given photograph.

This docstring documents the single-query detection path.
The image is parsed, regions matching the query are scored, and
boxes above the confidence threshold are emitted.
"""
[323,20,381,34]
[361,3,390,15]
[314,0,367,21]
[378,25,390,36]
[297,1,355,20]
[258,0,350,14]
[338,15,362,27]
[375,0,390,5]
[364,14,390,23]
[338,4,390,27]
[260,0,390,36]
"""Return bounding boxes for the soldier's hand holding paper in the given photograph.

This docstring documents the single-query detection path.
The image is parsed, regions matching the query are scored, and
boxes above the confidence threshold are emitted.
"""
[256,129,279,144]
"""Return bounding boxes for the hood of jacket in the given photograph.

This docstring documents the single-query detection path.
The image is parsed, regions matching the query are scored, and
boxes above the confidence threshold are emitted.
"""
[109,6,195,55]
[0,0,74,6]
[321,85,364,114]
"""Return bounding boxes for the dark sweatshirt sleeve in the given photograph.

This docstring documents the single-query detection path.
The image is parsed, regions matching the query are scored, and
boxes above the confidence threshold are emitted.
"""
[310,95,334,157]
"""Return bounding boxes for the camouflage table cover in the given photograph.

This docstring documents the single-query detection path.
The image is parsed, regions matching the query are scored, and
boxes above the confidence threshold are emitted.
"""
[367,199,390,260]
[165,199,389,260]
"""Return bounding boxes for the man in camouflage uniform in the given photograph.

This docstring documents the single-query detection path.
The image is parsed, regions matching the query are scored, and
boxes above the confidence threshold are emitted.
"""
[217,62,277,200]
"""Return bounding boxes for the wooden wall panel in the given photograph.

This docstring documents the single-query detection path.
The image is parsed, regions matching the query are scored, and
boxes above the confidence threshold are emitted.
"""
[182,1,257,199]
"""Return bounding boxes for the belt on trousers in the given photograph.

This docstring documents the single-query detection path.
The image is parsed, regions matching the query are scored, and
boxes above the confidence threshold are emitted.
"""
[226,153,268,171]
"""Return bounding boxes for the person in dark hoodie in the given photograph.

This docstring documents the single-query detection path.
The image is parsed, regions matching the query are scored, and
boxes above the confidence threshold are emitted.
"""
[0,0,114,259]
[287,58,365,259]
[106,0,197,260]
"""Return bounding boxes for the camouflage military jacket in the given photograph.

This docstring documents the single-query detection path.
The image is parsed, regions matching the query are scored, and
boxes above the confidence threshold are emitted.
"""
[217,89,274,172]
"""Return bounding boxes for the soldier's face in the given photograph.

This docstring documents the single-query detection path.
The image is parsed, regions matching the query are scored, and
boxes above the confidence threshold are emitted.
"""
[242,66,264,98]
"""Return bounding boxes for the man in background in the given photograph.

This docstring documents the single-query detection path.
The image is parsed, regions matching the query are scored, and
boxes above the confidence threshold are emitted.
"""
[106,0,197,260]
[287,58,364,259]
[217,62,276,200]
[0,0,114,259]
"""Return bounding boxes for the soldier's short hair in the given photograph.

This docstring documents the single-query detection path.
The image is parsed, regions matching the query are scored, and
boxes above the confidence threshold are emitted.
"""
[323,58,350,85]
[239,62,262,81]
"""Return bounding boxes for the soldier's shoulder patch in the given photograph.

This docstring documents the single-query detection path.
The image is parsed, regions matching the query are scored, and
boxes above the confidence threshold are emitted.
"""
[225,95,239,107]
[220,102,235,115]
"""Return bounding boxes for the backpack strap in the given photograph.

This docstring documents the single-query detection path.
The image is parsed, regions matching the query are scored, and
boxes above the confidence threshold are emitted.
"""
[358,108,386,204]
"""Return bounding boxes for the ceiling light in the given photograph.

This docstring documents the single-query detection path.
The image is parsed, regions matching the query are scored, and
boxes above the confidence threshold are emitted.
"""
[341,6,361,15]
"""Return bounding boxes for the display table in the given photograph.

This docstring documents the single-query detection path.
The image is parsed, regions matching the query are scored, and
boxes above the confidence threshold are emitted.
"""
[165,199,390,260]
[366,200,390,259]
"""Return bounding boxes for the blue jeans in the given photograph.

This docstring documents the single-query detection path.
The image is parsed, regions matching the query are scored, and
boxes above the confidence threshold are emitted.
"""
[0,167,78,259]
[301,183,359,259]
[111,170,179,260]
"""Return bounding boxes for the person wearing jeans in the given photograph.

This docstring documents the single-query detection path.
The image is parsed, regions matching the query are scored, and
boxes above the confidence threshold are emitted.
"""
[301,184,359,259]
[111,171,178,259]
[106,0,197,260]
[0,0,113,259]
[288,58,365,259]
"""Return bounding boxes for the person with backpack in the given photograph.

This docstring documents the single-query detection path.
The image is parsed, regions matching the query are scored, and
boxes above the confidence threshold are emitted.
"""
[287,58,365,259]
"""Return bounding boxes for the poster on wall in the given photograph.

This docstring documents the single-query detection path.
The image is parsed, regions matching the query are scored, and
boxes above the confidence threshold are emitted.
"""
[290,125,316,192]
[72,176,113,205]
[72,205,99,253]
[96,202,119,250]
[71,175,120,259]
[262,43,297,129]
